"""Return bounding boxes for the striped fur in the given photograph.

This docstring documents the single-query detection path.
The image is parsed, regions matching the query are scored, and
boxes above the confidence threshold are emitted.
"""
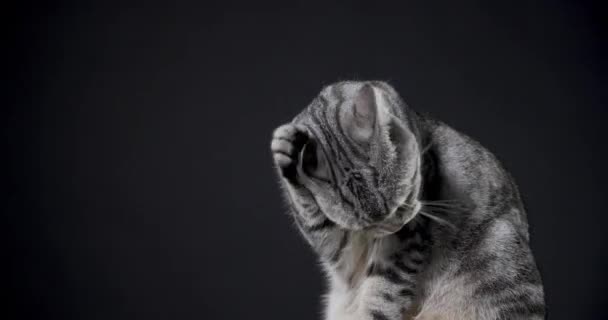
[271,81,545,319]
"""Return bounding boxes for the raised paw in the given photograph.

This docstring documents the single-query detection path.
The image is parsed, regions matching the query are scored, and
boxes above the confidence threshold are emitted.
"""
[271,123,309,184]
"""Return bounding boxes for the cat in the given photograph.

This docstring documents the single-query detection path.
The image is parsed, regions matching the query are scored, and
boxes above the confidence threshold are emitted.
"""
[270,81,545,320]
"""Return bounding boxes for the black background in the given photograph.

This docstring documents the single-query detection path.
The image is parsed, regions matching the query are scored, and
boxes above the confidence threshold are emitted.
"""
[6,1,607,319]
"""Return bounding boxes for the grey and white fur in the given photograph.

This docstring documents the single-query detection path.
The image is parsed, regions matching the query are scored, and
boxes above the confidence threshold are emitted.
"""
[270,81,545,320]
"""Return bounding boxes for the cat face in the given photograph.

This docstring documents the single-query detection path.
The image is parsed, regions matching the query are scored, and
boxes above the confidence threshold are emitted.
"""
[293,81,422,236]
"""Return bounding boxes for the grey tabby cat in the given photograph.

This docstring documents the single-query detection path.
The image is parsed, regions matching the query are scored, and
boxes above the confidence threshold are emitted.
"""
[270,81,545,320]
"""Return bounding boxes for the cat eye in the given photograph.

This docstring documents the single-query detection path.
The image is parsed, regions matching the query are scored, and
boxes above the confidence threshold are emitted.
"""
[301,140,330,182]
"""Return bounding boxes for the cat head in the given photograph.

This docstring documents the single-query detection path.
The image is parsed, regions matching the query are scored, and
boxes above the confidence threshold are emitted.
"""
[293,81,422,236]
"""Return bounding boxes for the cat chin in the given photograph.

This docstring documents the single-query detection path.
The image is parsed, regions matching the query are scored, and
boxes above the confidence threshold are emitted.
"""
[325,211,368,231]
[365,217,413,238]
[325,199,421,235]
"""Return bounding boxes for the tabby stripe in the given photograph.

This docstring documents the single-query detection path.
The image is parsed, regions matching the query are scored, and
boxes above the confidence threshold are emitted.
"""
[456,253,496,276]
[338,175,357,211]
[398,288,415,297]
[473,277,512,297]
[498,302,545,318]
[309,101,340,185]
[493,289,545,316]
[292,212,312,235]
[370,169,390,215]
[330,86,367,160]
[287,187,323,219]
[381,293,395,302]
[307,123,340,184]
[394,259,418,274]
[473,269,541,298]
[409,254,425,265]
[312,103,352,170]
[405,242,426,253]
[309,110,341,172]
[291,206,346,263]
[306,217,335,232]
[454,204,512,254]
[318,92,355,170]
[310,112,359,214]
[288,191,330,238]
[370,310,390,320]
[377,189,390,217]
[368,265,412,285]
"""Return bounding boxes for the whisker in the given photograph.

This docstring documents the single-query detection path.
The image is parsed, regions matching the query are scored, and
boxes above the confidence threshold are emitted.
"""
[420,140,433,155]
[423,204,467,213]
[423,202,460,209]
[423,206,460,215]
[422,199,469,211]
[399,202,415,209]
[424,199,462,204]
[419,211,457,230]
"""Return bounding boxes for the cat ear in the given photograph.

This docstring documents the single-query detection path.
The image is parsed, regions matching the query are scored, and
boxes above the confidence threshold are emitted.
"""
[342,84,377,144]
[385,113,419,174]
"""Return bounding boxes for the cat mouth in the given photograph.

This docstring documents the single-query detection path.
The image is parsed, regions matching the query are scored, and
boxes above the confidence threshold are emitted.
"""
[367,222,406,238]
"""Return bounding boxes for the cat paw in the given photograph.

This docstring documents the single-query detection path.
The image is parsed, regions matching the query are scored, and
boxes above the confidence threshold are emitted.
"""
[271,123,309,184]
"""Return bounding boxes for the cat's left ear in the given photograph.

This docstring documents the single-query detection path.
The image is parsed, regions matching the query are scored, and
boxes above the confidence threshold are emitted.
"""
[371,88,418,165]
[386,112,417,164]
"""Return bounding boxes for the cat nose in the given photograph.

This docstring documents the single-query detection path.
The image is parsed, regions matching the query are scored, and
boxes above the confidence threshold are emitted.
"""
[368,212,385,222]
[359,193,388,222]
[365,203,389,222]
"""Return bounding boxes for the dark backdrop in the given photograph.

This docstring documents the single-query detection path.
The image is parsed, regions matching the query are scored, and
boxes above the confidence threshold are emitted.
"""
[6,1,606,319]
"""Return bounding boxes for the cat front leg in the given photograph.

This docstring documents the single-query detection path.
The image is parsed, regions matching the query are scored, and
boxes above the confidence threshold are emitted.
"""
[325,260,420,320]
[324,230,426,320]
[271,123,348,263]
